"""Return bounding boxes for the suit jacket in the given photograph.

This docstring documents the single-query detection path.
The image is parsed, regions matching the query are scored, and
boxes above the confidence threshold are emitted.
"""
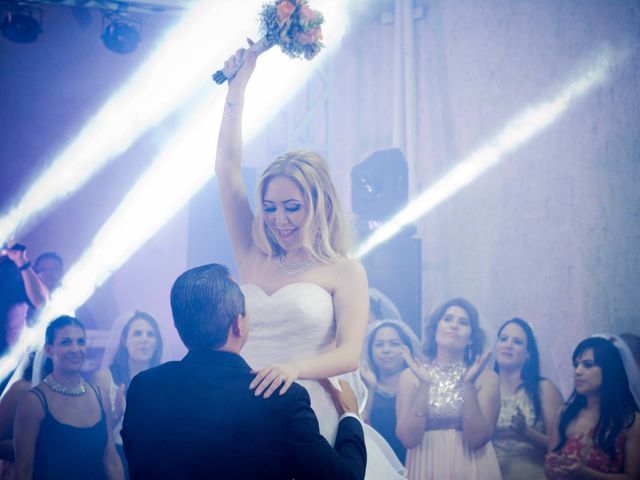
[121,350,366,480]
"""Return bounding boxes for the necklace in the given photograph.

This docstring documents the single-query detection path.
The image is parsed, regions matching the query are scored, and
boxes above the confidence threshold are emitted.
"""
[44,374,87,396]
[275,254,316,277]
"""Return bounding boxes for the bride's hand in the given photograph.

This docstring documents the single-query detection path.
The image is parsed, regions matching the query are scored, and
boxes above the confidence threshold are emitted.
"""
[226,38,258,93]
[250,363,299,398]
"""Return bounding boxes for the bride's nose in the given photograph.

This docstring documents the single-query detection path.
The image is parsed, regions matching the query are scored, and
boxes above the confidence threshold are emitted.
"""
[274,209,289,225]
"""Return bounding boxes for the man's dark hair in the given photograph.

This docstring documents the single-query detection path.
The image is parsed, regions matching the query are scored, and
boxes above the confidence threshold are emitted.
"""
[170,264,246,351]
[34,252,64,270]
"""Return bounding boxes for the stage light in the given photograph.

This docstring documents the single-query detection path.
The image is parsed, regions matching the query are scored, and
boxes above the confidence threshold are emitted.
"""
[102,14,141,54]
[1,7,42,43]
[355,44,627,259]
[0,0,264,245]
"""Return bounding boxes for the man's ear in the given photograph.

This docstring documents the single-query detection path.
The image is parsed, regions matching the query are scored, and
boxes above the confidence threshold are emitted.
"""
[231,314,245,338]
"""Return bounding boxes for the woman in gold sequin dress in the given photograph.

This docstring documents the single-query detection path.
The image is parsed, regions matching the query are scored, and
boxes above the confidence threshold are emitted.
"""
[492,318,564,479]
[396,298,502,480]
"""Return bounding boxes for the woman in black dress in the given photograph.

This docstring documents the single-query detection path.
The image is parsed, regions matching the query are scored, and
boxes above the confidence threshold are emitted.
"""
[14,316,123,479]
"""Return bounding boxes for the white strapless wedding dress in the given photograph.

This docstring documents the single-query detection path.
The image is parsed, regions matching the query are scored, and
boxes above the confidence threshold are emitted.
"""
[241,282,407,479]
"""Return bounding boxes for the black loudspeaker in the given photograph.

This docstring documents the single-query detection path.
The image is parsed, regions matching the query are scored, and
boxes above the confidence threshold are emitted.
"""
[188,168,257,276]
[361,227,422,337]
[351,148,408,221]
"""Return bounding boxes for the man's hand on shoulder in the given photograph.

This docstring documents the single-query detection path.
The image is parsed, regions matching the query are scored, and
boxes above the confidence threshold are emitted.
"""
[320,379,359,417]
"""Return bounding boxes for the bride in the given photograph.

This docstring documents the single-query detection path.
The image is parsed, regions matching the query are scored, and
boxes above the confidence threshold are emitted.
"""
[215,44,405,478]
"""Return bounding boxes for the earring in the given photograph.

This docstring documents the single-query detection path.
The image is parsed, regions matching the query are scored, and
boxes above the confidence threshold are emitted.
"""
[464,344,471,363]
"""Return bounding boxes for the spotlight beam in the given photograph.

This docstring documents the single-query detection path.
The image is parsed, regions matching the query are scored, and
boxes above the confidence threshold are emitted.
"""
[0,0,264,244]
[0,0,349,383]
[355,44,628,259]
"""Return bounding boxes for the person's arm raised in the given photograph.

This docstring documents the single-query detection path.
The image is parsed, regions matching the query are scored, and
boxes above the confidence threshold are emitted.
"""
[395,364,430,449]
[215,40,259,263]
[461,353,500,450]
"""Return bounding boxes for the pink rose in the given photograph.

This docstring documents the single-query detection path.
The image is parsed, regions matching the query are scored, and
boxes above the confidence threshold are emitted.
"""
[299,5,316,20]
[295,26,322,45]
[276,1,295,23]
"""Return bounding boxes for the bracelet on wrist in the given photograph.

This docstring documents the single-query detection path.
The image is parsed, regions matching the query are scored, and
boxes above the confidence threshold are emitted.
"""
[18,261,31,271]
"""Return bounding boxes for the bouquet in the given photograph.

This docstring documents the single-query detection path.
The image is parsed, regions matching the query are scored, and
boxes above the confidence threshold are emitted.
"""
[212,0,325,84]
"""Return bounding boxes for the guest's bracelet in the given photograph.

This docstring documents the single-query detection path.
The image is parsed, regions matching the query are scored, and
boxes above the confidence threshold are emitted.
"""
[18,261,31,271]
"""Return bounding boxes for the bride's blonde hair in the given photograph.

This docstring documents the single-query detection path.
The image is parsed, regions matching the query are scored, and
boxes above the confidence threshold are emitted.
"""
[252,150,352,263]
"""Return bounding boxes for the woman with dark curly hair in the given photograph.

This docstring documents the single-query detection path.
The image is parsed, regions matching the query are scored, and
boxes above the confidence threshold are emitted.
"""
[545,336,640,479]
[396,298,501,479]
[492,318,564,479]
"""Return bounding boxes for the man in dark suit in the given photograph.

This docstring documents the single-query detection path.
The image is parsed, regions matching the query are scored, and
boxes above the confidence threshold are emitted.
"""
[121,263,366,479]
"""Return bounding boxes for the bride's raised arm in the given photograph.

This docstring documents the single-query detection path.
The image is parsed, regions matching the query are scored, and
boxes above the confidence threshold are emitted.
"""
[215,42,259,265]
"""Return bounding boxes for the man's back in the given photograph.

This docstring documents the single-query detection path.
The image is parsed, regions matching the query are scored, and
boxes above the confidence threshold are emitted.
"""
[122,350,366,480]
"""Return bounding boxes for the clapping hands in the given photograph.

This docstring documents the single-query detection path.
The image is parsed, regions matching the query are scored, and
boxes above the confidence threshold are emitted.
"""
[463,352,492,385]
[545,452,584,479]
[401,346,433,385]
[113,384,127,423]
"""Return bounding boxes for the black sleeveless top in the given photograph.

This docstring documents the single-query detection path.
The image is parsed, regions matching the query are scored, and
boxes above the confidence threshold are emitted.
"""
[31,383,108,480]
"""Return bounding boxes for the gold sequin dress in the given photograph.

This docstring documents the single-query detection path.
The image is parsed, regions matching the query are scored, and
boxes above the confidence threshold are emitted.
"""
[405,362,502,480]
[493,389,546,479]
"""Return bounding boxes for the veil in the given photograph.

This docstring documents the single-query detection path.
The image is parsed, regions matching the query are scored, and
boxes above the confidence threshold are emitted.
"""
[368,288,402,322]
[591,332,640,409]
[361,318,422,371]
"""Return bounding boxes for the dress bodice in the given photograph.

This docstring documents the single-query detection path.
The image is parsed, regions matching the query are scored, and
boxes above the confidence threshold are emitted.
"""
[493,388,545,458]
[422,361,467,431]
[241,283,336,369]
[240,282,406,479]
[559,428,626,474]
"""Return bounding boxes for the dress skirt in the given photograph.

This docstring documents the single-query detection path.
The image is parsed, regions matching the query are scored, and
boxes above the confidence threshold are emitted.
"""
[406,429,502,480]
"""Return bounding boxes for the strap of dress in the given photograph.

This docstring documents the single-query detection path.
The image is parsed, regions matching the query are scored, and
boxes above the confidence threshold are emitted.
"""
[87,382,106,417]
[29,387,49,413]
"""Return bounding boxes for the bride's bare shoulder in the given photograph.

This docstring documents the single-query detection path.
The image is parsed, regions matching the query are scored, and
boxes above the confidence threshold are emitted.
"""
[322,258,367,291]
[331,258,366,276]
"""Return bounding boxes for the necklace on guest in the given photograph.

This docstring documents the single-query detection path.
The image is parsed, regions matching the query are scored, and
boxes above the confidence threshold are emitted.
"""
[275,253,316,277]
[44,374,87,396]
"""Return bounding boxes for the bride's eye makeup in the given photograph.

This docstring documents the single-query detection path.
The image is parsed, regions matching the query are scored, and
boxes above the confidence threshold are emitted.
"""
[285,203,302,213]
[263,203,276,213]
